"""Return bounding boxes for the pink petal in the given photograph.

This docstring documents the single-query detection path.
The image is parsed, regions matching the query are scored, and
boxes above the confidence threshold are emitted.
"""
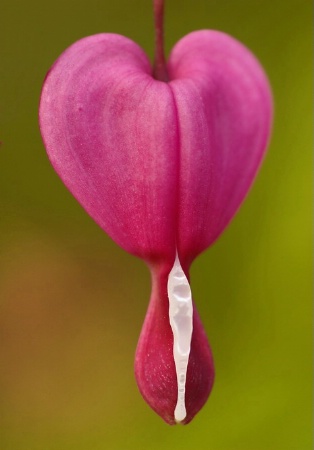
[168,30,273,265]
[39,34,178,264]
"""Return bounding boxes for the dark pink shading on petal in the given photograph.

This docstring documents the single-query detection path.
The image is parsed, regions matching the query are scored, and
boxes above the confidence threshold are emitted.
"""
[135,264,214,425]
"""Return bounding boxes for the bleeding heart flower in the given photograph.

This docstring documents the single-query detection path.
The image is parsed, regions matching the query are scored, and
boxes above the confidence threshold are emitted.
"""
[39,0,272,425]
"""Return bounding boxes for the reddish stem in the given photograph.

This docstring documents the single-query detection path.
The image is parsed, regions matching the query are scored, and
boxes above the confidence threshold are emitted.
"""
[153,0,169,81]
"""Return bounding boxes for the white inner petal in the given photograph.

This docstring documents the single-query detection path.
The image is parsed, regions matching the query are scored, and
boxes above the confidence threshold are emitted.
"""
[167,252,193,423]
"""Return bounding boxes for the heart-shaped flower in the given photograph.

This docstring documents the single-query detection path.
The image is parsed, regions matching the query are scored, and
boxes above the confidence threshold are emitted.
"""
[39,2,272,425]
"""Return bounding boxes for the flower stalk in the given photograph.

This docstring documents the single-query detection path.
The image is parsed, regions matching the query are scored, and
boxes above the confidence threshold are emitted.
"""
[153,0,169,81]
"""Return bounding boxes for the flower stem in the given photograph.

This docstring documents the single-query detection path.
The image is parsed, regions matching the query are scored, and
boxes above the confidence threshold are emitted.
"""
[153,0,169,81]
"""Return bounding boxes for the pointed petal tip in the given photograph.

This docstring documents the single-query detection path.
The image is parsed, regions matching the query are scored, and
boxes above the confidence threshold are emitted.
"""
[135,333,215,425]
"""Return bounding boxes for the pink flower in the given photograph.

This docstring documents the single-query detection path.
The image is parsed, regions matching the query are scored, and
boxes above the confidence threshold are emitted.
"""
[39,6,272,425]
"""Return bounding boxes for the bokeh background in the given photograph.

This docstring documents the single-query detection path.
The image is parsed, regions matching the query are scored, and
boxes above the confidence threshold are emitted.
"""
[0,1,312,449]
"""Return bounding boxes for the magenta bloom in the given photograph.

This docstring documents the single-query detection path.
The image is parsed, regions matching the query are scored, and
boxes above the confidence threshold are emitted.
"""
[39,28,272,424]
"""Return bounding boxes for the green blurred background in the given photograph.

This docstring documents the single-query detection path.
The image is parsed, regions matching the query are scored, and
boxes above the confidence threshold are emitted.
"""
[0,1,312,449]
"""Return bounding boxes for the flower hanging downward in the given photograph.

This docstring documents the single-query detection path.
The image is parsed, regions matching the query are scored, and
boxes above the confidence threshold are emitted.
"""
[39,0,272,425]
